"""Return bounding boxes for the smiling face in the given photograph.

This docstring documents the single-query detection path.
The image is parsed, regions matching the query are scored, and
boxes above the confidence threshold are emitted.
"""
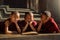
[10,14,16,22]
[40,11,51,23]
[24,12,34,23]
[10,12,20,22]
[41,14,47,22]
[25,14,31,22]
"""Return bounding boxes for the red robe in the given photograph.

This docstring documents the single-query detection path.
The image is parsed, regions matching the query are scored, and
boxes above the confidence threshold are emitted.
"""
[39,18,60,33]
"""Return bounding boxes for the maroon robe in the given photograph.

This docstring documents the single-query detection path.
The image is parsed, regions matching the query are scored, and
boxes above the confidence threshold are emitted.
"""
[38,18,60,33]
[20,20,37,32]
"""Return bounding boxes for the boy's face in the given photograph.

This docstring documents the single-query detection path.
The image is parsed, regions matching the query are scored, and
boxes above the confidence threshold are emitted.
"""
[10,14,16,22]
[25,14,31,22]
[41,14,47,21]
[10,12,20,22]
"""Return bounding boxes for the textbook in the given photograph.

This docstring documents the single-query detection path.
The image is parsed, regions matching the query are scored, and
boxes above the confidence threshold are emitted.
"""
[22,31,38,35]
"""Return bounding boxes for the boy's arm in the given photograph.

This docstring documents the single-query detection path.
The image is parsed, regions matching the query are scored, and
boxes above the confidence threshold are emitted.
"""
[22,22,28,32]
[14,22,21,33]
[37,21,42,32]
[29,22,36,31]
[5,21,13,34]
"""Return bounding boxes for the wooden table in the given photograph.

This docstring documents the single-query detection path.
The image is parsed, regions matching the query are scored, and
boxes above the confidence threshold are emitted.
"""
[0,33,60,40]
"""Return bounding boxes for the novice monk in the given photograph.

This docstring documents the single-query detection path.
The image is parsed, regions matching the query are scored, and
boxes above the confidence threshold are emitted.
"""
[37,11,60,33]
[4,11,21,34]
[20,12,37,33]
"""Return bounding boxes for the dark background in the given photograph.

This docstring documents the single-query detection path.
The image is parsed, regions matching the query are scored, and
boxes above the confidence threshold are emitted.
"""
[3,0,27,8]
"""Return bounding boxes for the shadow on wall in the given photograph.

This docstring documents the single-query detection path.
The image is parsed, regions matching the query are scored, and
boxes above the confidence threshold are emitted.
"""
[47,0,60,24]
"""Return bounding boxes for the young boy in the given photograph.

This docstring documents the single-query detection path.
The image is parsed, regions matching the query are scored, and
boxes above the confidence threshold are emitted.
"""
[37,11,60,33]
[4,11,21,34]
[20,12,37,33]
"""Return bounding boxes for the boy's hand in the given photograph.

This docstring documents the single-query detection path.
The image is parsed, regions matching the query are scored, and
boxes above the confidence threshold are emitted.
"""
[22,22,29,32]
[37,21,42,32]
[5,21,9,27]
[29,21,36,31]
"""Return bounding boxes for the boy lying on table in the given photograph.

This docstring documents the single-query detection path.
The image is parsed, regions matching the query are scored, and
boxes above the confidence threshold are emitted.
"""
[20,12,37,35]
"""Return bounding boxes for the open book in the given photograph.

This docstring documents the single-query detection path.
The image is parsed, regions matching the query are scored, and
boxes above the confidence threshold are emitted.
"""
[22,31,38,35]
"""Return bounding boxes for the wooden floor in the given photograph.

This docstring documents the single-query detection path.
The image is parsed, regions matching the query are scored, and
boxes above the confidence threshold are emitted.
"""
[0,33,60,40]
